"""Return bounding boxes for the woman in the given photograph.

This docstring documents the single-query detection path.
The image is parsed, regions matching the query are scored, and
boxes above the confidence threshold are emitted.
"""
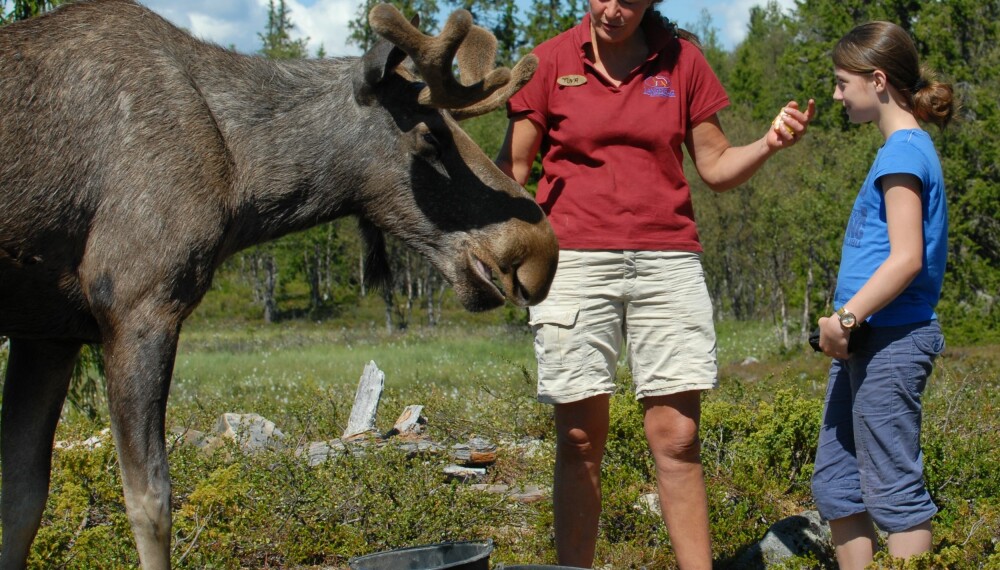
[813,21,955,569]
[496,0,815,566]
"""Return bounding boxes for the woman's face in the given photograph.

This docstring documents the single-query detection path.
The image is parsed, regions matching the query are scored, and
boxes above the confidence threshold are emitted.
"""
[589,0,651,44]
[833,67,879,124]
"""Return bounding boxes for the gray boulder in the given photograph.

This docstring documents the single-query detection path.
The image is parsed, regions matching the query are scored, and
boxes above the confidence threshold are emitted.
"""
[728,510,835,568]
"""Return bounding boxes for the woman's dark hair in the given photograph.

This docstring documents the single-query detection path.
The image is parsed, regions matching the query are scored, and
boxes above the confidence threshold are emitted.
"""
[833,21,956,128]
[642,5,702,50]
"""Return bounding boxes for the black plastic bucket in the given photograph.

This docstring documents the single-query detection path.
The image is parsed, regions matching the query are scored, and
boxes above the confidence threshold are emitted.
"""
[348,540,493,570]
[497,566,588,569]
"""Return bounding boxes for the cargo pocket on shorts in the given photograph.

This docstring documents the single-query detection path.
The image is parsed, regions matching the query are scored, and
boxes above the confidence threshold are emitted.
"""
[906,325,945,396]
[528,304,582,368]
[911,326,945,358]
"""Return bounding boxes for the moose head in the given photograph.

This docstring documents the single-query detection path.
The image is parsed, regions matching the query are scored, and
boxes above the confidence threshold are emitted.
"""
[0,1,557,568]
[353,4,556,311]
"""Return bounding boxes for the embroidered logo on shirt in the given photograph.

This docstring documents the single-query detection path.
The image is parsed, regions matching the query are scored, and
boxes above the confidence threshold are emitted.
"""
[557,75,587,87]
[643,75,676,98]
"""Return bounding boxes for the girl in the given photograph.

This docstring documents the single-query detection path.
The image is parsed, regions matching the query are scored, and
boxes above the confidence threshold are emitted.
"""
[813,21,955,569]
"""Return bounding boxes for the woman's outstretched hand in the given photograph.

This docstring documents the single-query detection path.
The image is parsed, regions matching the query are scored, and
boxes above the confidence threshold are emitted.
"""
[767,99,817,149]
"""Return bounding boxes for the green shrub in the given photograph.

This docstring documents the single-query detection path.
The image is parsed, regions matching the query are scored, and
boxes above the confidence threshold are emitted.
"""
[5,322,999,568]
[31,432,137,569]
[604,387,652,480]
[701,387,823,563]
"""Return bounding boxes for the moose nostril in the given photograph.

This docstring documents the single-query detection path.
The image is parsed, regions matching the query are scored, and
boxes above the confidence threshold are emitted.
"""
[511,265,534,306]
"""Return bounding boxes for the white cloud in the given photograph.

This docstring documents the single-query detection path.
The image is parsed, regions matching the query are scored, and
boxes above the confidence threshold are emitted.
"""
[663,0,799,50]
[717,0,798,49]
[187,12,251,49]
[138,0,800,57]
[286,0,362,57]
[139,0,361,57]
[139,0,267,54]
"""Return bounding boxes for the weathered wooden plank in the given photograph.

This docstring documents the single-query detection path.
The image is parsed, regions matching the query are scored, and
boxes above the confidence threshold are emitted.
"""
[443,464,487,480]
[449,436,497,465]
[384,404,425,437]
[342,360,385,440]
[469,483,547,503]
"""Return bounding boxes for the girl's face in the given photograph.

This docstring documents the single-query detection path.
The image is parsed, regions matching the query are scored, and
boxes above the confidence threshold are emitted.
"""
[833,67,879,124]
[589,0,651,45]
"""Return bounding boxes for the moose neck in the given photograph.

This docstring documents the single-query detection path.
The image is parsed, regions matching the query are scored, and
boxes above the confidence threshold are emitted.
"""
[191,56,375,253]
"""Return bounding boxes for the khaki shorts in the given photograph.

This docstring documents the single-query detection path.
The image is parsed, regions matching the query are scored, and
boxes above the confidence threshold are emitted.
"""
[528,250,718,404]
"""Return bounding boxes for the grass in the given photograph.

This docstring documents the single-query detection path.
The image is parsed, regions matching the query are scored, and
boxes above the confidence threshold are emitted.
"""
[3,315,998,569]
[173,321,537,394]
[172,310,789,397]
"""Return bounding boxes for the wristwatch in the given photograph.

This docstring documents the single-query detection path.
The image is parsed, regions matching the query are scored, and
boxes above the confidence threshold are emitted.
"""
[837,307,861,330]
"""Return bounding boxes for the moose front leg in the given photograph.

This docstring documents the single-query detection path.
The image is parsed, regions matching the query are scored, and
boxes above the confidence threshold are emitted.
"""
[1,339,81,570]
[103,320,180,570]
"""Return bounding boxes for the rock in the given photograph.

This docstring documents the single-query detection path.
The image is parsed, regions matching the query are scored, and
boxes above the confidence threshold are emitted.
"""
[470,483,548,504]
[296,439,348,466]
[508,484,547,504]
[170,427,212,450]
[211,412,286,453]
[55,427,111,450]
[443,464,486,480]
[470,483,511,494]
[635,492,661,517]
[729,510,835,568]
[396,439,445,456]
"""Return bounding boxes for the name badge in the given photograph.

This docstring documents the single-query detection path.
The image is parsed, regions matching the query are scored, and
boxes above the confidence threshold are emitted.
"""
[557,75,587,87]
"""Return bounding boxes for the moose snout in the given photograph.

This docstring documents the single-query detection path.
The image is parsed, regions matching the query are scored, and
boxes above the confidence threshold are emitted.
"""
[497,220,559,307]
[511,245,558,306]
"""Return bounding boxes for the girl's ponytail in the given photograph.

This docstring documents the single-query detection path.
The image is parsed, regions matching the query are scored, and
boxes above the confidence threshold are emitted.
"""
[912,69,956,129]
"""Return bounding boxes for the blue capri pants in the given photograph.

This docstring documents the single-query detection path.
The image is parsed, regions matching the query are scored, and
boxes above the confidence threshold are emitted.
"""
[811,320,944,532]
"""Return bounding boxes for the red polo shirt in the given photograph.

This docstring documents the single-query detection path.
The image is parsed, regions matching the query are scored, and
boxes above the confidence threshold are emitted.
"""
[508,13,729,251]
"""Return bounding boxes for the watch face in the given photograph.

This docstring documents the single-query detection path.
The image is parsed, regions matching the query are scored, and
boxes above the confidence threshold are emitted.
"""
[840,313,857,328]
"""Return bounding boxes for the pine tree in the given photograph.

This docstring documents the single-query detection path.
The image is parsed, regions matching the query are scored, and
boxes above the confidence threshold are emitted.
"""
[259,0,309,60]
[521,0,583,54]
[0,0,64,24]
[347,0,440,52]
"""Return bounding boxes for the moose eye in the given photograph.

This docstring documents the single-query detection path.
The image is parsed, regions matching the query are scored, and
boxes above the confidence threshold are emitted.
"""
[422,131,439,149]
[417,129,442,160]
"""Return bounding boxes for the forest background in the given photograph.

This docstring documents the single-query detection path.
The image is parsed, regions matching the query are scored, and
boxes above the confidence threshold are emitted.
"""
[5,0,995,345]
[0,0,998,568]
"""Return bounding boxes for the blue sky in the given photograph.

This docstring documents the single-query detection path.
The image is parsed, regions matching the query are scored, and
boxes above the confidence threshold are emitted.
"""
[138,0,796,58]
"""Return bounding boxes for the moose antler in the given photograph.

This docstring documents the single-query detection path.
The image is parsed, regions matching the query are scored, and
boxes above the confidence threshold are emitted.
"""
[368,3,537,119]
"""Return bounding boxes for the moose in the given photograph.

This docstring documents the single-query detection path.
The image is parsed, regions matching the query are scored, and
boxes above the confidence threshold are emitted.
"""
[0,0,558,567]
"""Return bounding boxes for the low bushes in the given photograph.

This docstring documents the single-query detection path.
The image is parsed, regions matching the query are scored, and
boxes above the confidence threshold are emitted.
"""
[2,331,998,568]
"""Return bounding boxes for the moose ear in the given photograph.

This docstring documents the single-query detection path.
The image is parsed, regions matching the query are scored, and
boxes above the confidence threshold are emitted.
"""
[353,9,421,105]
[353,38,408,105]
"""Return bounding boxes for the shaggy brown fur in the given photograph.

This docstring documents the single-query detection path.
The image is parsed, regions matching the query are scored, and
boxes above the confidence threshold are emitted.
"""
[0,2,557,568]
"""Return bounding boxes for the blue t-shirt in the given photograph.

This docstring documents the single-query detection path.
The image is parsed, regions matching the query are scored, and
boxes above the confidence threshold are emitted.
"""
[834,129,948,326]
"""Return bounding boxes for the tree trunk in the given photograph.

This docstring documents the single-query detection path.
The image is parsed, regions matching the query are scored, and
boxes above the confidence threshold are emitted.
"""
[262,255,278,324]
[359,247,366,297]
[801,261,814,343]
[307,244,321,312]
[404,251,414,326]
[777,285,789,349]
[382,288,393,334]
[426,267,437,327]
